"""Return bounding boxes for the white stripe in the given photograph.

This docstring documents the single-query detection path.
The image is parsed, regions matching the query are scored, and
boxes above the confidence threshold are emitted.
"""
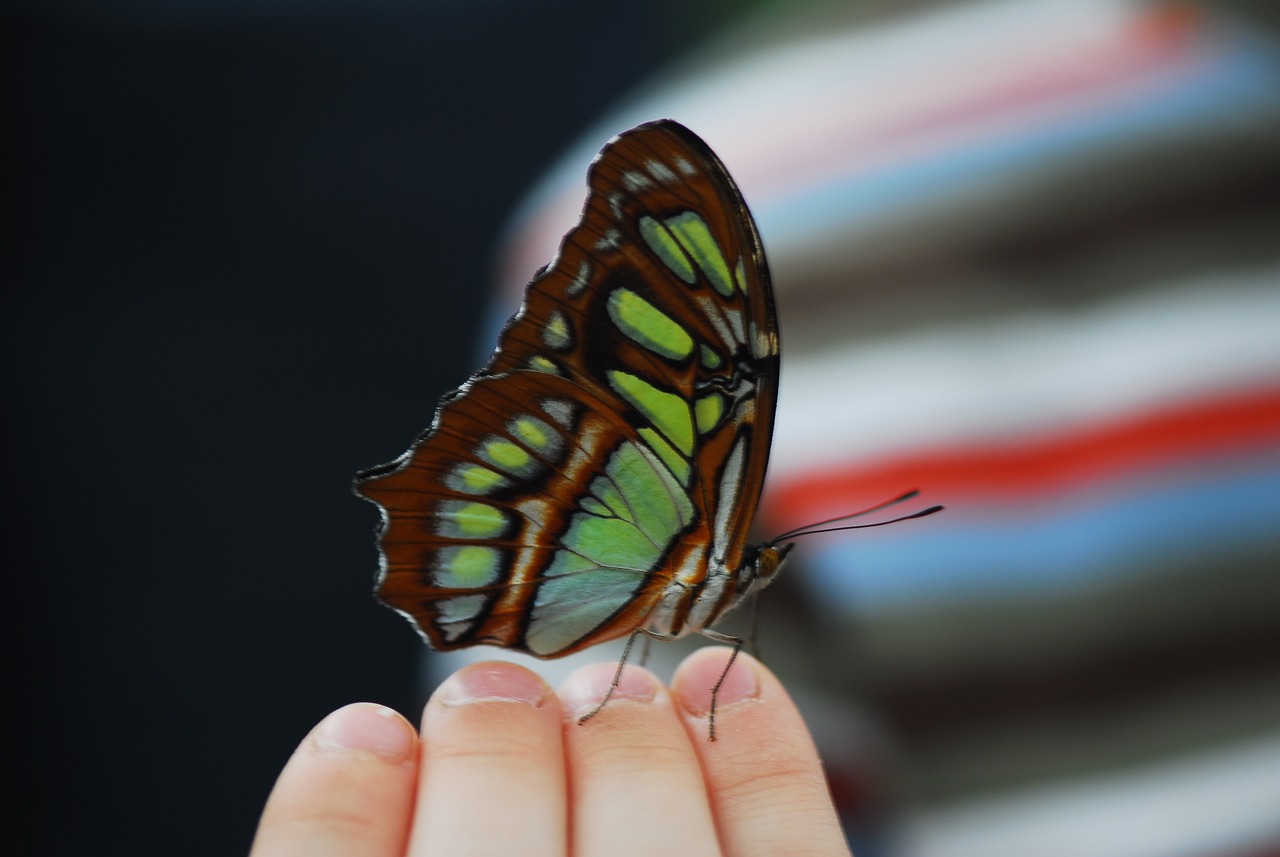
[772,271,1280,475]
[900,732,1280,857]
[711,435,747,565]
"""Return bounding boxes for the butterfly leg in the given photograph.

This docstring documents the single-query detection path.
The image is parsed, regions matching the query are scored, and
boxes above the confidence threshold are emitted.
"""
[697,628,746,741]
[577,628,669,725]
[745,591,764,661]
[636,633,653,668]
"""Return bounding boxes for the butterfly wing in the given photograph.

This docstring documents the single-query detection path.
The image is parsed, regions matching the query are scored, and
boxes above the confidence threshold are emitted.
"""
[355,120,779,657]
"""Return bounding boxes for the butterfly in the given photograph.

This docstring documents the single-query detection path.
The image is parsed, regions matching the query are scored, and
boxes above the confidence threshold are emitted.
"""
[355,119,937,737]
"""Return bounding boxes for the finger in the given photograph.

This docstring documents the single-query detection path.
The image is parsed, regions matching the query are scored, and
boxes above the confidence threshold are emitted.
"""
[251,702,419,857]
[673,648,851,857]
[411,661,566,857]
[560,663,721,857]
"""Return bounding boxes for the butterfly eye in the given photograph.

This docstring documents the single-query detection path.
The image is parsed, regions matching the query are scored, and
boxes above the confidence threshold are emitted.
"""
[760,543,793,581]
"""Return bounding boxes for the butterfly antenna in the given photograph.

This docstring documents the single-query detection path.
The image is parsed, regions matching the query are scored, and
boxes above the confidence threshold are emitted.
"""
[770,489,942,543]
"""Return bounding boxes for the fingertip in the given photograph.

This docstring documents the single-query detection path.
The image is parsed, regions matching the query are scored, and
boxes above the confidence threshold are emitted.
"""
[672,646,762,720]
[432,660,553,709]
[313,702,418,762]
[672,649,849,855]
[251,703,419,857]
[559,661,661,721]
[559,660,722,856]
[414,661,568,855]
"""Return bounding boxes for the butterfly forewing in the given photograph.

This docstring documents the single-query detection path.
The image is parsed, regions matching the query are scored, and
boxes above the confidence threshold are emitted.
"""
[356,120,779,657]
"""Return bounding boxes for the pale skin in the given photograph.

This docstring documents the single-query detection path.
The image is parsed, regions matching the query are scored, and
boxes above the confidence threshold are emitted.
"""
[251,647,852,857]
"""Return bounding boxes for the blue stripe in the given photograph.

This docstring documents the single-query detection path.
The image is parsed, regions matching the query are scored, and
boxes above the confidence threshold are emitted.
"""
[761,40,1280,247]
[805,447,1280,610]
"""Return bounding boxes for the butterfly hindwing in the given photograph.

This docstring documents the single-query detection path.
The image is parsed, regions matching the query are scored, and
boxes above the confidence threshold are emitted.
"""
[356,120,779,657]
[361,370,696,656]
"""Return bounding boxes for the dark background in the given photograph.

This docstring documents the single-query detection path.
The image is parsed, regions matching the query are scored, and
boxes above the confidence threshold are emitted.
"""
[5,1,724,852]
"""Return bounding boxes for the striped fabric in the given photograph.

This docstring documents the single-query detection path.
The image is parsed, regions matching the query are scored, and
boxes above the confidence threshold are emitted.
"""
[484,1,1280,855]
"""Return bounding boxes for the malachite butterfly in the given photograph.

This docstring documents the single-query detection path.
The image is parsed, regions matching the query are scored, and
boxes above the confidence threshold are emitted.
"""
[355,119,937,737]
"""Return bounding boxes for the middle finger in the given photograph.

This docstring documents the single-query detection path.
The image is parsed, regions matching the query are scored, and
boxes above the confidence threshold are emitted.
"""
[560,662,721,857]
[413,661,567,857]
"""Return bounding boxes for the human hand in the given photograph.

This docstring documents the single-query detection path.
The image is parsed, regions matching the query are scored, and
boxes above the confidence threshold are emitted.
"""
[250,647,851,856]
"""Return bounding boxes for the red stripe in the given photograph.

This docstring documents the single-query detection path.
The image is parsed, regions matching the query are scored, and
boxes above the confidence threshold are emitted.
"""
[763,385,1280,528]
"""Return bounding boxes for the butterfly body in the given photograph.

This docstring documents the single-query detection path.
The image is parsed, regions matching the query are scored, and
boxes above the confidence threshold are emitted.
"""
[356,120,783,661]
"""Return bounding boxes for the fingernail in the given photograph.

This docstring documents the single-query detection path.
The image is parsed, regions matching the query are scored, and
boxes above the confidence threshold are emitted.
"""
[436,661,549,707]
[314,703,416,760]
[676,649,759,716]
[560,663,658,719]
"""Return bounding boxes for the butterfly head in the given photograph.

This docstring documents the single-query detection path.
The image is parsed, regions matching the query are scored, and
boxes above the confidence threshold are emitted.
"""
[738,540,795,597]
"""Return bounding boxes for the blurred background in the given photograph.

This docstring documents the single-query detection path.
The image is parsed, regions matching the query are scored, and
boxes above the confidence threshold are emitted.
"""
[8,1,1279,855]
